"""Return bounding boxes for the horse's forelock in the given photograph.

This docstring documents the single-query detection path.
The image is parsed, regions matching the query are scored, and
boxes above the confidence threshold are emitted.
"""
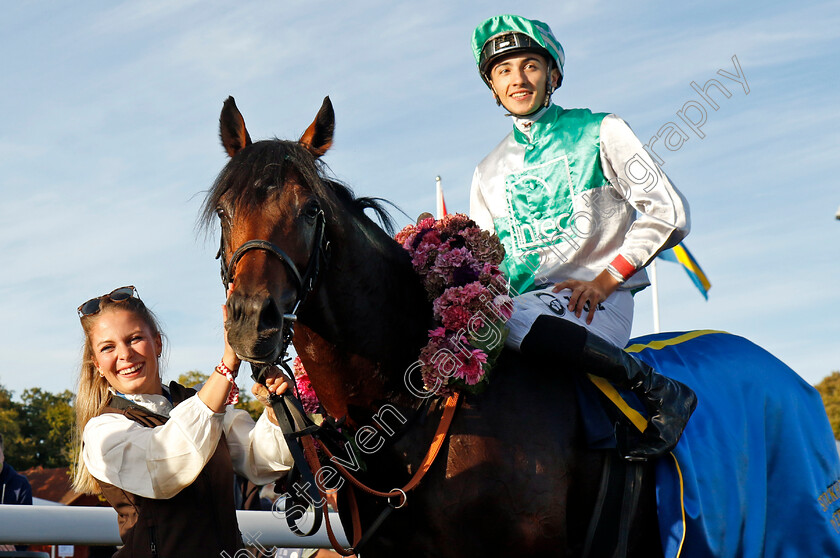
[200,139,394,235]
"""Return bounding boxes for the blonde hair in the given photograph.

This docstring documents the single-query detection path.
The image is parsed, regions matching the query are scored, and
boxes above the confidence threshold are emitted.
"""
[71,296,165,494]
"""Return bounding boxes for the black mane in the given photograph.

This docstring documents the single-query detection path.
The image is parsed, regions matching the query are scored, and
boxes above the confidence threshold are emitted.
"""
[199,139,395,235]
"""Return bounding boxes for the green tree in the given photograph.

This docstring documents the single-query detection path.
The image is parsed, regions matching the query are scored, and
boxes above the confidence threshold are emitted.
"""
[235,391,262,422]
[0,383,23,464]
[177,370,209,389]
[815,371,840,440]
[15,388,75,469]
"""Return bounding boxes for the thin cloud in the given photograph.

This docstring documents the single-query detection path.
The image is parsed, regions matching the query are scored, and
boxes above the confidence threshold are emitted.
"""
[1,0,837,399]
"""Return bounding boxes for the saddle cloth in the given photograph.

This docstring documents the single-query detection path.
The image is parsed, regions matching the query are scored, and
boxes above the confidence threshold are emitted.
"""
[591,330,840,557]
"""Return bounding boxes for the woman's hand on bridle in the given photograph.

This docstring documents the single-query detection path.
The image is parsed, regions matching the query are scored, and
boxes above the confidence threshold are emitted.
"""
[262,366,290,396]
[251,366,291,426]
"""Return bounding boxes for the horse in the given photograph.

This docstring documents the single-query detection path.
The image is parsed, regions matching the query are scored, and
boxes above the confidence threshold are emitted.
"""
[201,97,840,557]
[202,96,660,557]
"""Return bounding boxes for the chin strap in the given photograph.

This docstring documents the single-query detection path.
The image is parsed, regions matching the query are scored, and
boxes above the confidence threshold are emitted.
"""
[543,60,561,108]
[544,75,554,108]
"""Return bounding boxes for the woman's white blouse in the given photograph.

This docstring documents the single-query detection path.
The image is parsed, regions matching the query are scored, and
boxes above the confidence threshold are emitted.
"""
[82,390,292,499]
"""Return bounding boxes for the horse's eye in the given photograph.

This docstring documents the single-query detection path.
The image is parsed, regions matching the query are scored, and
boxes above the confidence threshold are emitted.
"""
[216,208,227,219]
[303,202,321,220]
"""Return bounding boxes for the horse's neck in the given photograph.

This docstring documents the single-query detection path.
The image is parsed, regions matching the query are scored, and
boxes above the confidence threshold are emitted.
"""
[293,324,390,423]
[295,218,432,419]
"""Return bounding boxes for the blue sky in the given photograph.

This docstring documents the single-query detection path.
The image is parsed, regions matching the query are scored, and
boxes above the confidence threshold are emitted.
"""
[1,0,838,400]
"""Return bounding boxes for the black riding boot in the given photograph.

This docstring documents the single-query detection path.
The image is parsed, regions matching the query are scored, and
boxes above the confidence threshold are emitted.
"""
[520,315,697,459]
[582,332,697,459]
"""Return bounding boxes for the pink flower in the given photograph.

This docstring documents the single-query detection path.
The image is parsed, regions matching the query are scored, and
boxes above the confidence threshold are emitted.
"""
[417,217,436,229]
[440,305,472,331]
[428,327,448,339]
[459,281,485,299]
[466,312,486,331]
[439,214,472,233]
[419,230,442,246]
[494,295,514,320]
[456,350,488,385]
[433,246,473,271]
[292,356,321,414]
[411,242,438,270]
[394,225,416,245]
[419,344,455,397]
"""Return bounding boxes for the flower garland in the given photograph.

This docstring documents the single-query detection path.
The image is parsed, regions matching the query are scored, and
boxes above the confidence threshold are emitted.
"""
[292,356,321,414]
[395,213,513,396]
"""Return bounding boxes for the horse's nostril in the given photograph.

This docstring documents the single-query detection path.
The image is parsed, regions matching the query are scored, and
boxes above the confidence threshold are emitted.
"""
[257,296,282,331]
[227,293,280,330]
[226,298,237,321]
[227,294,248,322]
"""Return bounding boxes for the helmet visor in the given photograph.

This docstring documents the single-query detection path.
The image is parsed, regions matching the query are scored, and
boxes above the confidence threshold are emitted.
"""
[479,32,549,79]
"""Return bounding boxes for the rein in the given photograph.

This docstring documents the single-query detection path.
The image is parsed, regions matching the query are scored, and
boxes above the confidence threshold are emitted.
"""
[313,393,460,555]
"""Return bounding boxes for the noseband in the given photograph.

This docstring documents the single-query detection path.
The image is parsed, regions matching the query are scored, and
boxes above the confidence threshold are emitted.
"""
[217,209,329,365]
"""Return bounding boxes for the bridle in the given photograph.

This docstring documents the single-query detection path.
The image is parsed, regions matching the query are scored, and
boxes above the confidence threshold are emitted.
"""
[216,208,330,366]
[216,207,331,537]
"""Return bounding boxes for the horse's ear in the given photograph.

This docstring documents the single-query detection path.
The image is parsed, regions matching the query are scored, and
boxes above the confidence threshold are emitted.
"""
[219,96,253,158]
[299,96,335,158]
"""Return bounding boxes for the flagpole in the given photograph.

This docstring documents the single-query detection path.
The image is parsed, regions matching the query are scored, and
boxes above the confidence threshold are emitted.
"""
[435,175,446,219]
[650,259,661,333]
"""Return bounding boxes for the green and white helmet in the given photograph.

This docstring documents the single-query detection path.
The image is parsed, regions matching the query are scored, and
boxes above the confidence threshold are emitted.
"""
[472,15,565,89]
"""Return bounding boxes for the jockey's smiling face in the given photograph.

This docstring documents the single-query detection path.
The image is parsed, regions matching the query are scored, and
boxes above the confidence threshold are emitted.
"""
[89,308,163,396]
[488,52,560,116]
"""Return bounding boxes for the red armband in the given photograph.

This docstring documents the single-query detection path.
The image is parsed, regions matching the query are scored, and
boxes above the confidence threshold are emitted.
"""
[215,361,239,405]
[609,254,637,282]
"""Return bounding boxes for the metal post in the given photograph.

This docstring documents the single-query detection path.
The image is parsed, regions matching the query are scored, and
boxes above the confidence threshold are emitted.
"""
[436,176,446,219]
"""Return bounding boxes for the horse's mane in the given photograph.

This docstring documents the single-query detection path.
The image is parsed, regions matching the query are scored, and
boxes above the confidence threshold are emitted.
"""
[199,139,395,235]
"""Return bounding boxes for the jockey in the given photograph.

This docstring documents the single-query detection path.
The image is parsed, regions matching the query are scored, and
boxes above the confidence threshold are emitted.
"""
[469,14,697,459]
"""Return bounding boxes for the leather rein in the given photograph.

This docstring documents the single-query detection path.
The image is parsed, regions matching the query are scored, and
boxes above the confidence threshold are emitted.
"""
[218,209,460,555]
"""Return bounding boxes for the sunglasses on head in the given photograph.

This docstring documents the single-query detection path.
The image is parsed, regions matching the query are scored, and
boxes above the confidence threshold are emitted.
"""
[77,286,139,317]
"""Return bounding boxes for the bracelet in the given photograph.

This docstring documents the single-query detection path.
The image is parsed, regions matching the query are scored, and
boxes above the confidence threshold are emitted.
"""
[215,360,240,405]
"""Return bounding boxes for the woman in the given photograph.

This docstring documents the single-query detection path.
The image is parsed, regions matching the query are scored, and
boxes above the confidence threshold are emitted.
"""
[72,285,292,556]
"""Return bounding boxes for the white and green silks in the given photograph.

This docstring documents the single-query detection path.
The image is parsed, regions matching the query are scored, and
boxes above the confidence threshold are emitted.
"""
[469,103,690,296]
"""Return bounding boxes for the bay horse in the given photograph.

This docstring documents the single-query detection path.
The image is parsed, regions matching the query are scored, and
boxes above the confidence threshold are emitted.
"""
[202,96,662,557]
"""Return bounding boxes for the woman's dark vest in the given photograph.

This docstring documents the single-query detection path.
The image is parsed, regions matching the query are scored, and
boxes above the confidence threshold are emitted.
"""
[96,382,243,557]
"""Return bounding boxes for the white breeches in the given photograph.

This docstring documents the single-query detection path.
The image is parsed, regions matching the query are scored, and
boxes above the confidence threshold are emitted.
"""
[505,287,634,350]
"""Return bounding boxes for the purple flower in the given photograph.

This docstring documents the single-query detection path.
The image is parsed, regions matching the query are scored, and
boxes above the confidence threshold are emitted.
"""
[452,263,479,286]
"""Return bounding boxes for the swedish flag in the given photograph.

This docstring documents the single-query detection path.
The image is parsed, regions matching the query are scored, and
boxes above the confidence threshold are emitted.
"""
[657,243,711,299]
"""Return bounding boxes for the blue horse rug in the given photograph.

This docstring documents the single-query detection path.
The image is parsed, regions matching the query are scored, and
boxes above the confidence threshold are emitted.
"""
[589,330,840,557]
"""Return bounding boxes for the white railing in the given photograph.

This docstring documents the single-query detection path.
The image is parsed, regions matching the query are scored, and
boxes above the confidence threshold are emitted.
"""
[0,504,346,548]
